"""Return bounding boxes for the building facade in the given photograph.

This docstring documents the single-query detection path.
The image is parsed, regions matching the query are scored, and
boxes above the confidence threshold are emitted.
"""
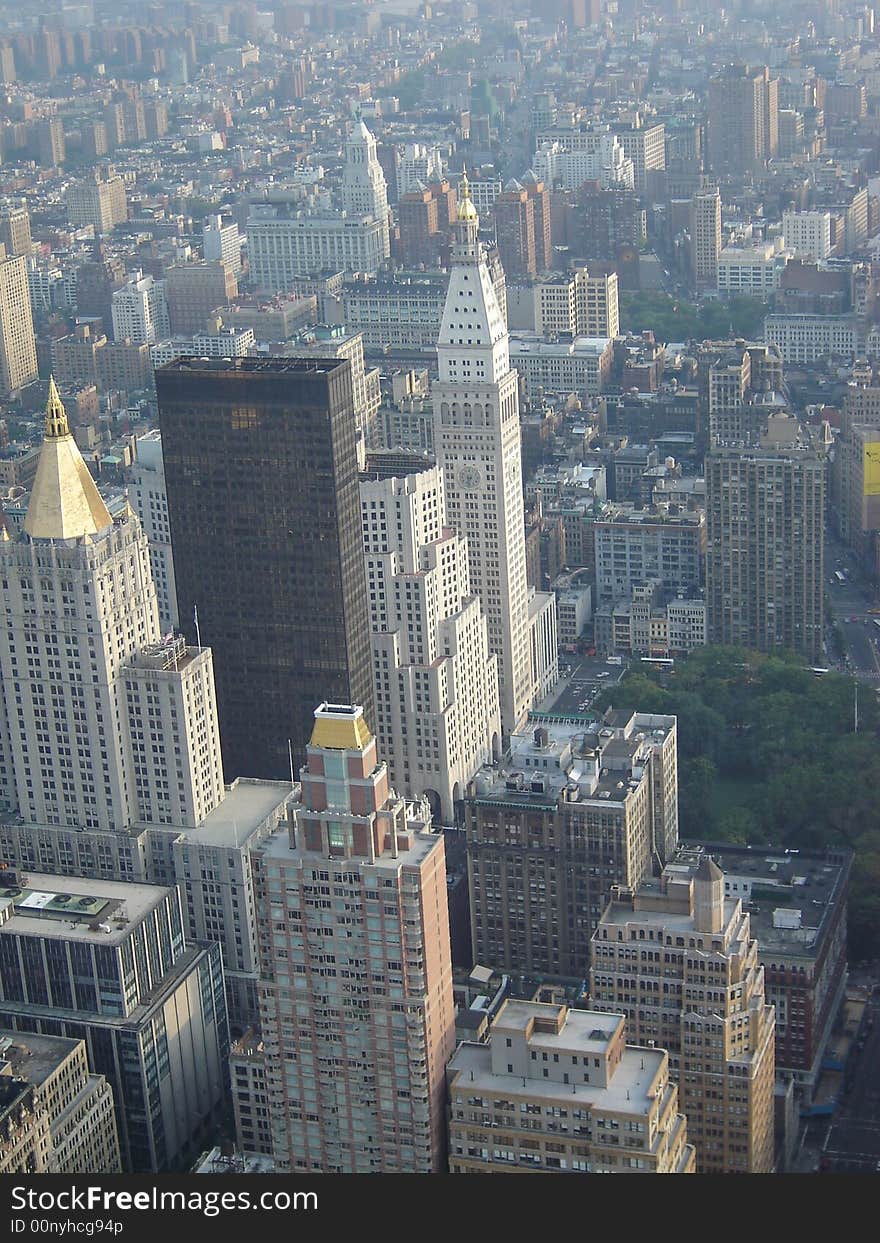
[466,709,679,980]
[706,421,825,661]
[591,858,776,1173]
[0,246,38,396]
[360,460,501,823]
[0,1031,120,1173]
[156,357,375,781]
[253,703,455,1173]
[0,874,228,1173]
[594,504,706,603]
[448,1001,695,1174]
[432,177,543,735]
[247,208,388,288]
[111,272,169,345]
[66,169,127,234]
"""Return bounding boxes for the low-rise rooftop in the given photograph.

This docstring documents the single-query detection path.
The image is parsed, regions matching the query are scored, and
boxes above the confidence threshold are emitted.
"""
[0,872,170,945]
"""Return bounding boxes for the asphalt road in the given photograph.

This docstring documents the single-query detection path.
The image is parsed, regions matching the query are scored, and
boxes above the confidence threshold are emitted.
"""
[542,656,628,716]
[825,533,880,680]
[822,988,880,1173]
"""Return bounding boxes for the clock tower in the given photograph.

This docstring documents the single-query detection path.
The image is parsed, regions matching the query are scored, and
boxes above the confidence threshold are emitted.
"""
[432,175,536,734]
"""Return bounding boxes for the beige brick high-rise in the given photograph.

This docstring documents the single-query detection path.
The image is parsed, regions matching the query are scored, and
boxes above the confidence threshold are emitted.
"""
[448,1001,695,1173]
[708,65,779,177]
[590,857,776,1173]
[0,244,37,396]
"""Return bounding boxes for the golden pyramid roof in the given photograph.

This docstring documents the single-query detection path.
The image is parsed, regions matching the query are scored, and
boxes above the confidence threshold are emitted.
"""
[309,703,372,751]
[23,377,113,541]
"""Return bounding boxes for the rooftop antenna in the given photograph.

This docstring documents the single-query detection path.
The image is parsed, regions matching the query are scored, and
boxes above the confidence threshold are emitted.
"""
[854,680,859,734]
[288,739,296,790]
[193,603,202,653]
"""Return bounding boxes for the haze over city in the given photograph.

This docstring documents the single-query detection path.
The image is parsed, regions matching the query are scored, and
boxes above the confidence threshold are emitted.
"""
[0,0,877,1194]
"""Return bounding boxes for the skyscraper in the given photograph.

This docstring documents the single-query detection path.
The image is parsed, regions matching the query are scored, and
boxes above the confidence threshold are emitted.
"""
[341,118,390,258]
[0,245,38,396]
[253,703,455,1173]
[126,428,179,632]
[433,175,552,734]
[110,271,169,344]
[690,187,721,290]
[0,382,293,1032]
[360,456,501,821]
[156,357,375,780]
[706,416,826,661]
[494,180,537,279]
[0,203,31,258]
[707,65,779,177]
[591,855,776,1174]
[0,380,223,831]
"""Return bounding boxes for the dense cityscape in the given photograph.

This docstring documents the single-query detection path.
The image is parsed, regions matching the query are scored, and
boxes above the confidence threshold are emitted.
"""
[0,0,878,1192]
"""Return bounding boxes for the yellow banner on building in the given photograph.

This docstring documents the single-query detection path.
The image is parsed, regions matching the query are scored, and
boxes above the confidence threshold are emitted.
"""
[864,443,880,496]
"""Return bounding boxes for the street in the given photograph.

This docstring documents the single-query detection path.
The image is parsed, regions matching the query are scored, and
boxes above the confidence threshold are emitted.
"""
[821,987,880,1173]
[825,531,880,681]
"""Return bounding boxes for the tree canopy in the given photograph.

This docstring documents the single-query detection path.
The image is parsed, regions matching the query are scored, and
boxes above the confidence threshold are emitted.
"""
[620,292,769,342]
[595,647,880,959]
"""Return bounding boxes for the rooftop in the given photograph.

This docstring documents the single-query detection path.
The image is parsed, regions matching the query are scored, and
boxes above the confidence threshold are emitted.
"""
[176,778,293,848]
[0,1030,82,1089]
[675,842,852,958]
[309,702,372,752]
[0,872,171,946]
[260,813,442,876]
[158,356,350,379]
[449,1034,664,1117]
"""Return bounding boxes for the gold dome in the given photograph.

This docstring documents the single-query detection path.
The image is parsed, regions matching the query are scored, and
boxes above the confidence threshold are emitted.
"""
[457,171,479,222]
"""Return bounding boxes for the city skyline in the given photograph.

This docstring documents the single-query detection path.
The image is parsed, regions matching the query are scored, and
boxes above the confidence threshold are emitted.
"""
[1,0,879,1189]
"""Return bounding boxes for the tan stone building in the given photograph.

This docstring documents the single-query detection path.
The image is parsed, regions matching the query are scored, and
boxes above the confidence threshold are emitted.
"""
[0,204,31,258]
[448,1000,695,1173]
[590,856,776,1173]
[706,418,826,662]
[690,189,721,291]
[533,267,619,339]
[0,1031,120,1173]
[66,168,127,233]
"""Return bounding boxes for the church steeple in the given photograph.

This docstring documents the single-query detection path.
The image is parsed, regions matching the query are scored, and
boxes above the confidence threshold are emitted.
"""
[23,377,113,541]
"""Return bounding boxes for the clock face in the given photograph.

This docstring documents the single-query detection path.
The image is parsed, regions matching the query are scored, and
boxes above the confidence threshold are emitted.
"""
[458,465,483,492]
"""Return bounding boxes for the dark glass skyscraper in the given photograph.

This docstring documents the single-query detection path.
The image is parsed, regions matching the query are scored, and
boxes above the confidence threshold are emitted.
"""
[156,357,375,780]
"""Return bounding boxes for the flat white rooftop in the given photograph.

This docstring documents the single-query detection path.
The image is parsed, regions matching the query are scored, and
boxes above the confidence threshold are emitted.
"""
[449,1039,665,1117]
[0,871,170,945]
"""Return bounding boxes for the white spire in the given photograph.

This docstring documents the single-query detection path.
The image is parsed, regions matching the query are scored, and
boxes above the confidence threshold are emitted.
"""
[342,119,388,212]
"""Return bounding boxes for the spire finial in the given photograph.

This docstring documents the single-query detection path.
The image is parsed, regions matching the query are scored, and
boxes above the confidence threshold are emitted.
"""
[457,170,479,222]
[45,376,70,440]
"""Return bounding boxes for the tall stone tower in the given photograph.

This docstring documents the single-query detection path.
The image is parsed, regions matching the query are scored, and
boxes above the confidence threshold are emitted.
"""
[341,117,390,258]
[0,379,225,832]
[432,175,536,734]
